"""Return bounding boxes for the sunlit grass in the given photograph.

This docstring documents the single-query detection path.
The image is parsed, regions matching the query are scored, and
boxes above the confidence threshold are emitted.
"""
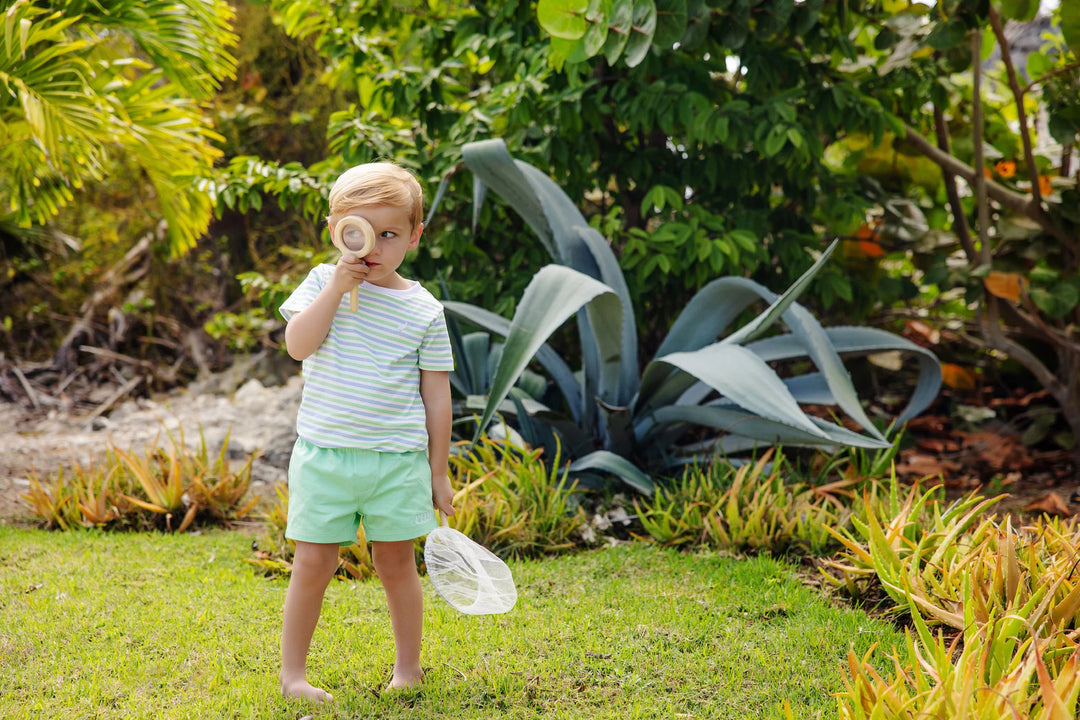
[0,527,903,719]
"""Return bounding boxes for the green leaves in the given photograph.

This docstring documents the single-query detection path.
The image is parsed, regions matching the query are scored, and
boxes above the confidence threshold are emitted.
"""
[1,0,235,254]
[1062,1,1080,56]
[538,0,591,39]
[624,0,658,67]
[993,0,1040,23]
[538,0,691,68]
[454,140,940,481]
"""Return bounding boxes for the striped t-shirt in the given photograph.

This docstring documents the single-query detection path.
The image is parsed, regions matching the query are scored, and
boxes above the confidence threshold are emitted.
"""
[279,264,455,452]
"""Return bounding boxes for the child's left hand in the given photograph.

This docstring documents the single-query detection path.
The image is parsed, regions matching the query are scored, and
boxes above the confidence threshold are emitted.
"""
[432,474,456,518]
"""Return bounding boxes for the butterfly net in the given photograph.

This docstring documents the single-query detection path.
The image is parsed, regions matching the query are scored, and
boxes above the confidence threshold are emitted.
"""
[424,524,517,615]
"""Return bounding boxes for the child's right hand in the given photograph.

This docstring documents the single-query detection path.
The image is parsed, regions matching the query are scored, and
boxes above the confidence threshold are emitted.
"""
[329,252,370,297]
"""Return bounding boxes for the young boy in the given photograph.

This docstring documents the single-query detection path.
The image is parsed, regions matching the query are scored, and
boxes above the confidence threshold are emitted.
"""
[277,162,456,702]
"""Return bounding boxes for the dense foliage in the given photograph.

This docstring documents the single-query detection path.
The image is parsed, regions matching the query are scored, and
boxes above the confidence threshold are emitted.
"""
[3,0,1079,468]
[445,139,942,492]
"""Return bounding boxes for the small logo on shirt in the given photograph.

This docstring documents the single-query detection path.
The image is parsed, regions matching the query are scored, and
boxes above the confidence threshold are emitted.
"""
[415,510,433,525]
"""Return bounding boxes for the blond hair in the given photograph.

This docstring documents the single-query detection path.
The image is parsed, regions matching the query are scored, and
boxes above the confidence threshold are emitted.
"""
[327,162,423,229]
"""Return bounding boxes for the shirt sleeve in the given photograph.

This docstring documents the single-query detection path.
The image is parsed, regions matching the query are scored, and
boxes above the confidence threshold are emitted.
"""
[279,265,328,322]
[418,311,455,371]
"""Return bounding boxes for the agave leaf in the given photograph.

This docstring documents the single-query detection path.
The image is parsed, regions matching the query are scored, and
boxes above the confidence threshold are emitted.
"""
[424,171,452,228]
[462,332,492,395]
[471,265,618,441]
[654,276,785,359]
[638,405,892,449]
[443,299,582,422]
[573,225,639,404]
[678,372,843,409]
[652,344,829,439]
[724,239,839,345]
[462,140,551,254]
[569,450,654,496]
[749,327,942,427]
[466,146,625,428]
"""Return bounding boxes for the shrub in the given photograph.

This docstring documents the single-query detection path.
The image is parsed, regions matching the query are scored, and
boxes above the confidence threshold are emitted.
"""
[442,139,942,494]
[633,447,884,557]
[20,424,258,532]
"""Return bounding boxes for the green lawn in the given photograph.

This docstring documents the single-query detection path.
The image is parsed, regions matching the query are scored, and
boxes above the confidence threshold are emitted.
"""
[0,527,902,719]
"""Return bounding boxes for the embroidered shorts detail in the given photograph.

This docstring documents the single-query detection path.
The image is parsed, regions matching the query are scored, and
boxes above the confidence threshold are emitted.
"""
[286,437,437,545]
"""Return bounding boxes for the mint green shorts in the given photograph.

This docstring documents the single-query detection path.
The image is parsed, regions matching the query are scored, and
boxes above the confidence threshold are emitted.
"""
[286,437,437,545]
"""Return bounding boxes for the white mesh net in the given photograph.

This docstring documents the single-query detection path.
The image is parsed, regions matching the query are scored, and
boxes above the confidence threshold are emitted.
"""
[424,523,517,616]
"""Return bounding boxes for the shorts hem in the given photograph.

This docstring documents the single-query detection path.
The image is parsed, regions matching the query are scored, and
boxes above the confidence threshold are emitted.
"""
[365,521,438,543]
[285,530,357,547]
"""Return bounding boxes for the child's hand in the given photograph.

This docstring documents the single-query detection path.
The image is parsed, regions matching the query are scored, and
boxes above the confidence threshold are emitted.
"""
[329,252,370,297]
[432,474,456,518]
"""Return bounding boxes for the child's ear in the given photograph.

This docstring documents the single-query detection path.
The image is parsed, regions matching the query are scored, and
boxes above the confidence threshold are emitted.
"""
[408,222,424,250]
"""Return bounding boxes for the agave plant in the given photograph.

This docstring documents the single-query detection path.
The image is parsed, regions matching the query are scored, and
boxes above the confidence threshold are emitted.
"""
[440,139,942,494]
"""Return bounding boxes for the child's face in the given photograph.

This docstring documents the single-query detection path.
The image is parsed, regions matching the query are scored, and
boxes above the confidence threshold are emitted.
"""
[331,203,422,289]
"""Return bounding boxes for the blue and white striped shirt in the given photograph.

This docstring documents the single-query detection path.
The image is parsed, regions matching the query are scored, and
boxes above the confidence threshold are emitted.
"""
[280,264,455,452]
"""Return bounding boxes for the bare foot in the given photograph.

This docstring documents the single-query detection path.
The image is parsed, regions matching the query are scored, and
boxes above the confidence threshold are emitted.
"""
[386,666,424,691]
[280,675,334,704]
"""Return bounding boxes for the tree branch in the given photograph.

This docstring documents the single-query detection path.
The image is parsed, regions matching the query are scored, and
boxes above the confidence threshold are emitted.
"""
[932,102,977,262]
[903,123,1079,253]
[1020,59,1080,96]
[902,124,1032,215]
[988,7,1043,207]
[972,30,990,265]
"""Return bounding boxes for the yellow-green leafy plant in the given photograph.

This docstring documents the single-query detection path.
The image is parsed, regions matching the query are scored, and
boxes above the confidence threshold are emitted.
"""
[632,463,722,547]
[21,465,95,530]
[113,444,195,531]
[635,449,870,556]
[820,477,999,612]
[183,427,259,523]
[822,480,1080,636]
[448,437,585,558]
[20,422,258,532]
[837,576,1080,719]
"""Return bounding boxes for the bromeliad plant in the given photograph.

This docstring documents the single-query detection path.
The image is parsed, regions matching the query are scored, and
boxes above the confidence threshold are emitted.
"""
[441,139,942,493]
[447,437,586,559]
[838,598,1080,720]
[635,447,878,557]
[823,485,1080,636]
[20,423,258,532]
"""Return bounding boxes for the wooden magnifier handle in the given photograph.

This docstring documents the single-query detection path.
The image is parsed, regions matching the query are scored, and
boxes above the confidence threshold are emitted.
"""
[332,216,376,311]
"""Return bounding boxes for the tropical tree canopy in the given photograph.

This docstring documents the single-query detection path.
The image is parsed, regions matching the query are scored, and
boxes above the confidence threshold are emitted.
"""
[0,0,237,254]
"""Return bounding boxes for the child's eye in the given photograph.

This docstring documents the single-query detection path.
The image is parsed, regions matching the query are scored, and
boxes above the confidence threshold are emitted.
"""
[380,231,396,239]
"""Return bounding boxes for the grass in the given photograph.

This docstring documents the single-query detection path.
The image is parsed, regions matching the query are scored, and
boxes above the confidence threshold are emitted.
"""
[0,527,904,719]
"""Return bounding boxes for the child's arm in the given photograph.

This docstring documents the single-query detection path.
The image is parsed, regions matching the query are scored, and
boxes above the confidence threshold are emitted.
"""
[284,256,369,361]
[420,369,455,517]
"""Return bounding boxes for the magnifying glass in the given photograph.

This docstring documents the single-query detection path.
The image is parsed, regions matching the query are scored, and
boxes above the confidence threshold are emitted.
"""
[331,216,376,311]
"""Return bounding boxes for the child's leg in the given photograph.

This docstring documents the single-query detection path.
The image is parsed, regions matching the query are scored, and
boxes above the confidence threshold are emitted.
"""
[371,539,424,688]
[280,540,341,702]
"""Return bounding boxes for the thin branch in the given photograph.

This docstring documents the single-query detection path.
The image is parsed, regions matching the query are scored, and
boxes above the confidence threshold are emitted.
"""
[971,28,1068,412]
[932,102,977,261]
[988,7,1042,207]
[1020,59,1080,95]
[902,125,1032,215]
[903,123,1080,253]
[972,30,990,265]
